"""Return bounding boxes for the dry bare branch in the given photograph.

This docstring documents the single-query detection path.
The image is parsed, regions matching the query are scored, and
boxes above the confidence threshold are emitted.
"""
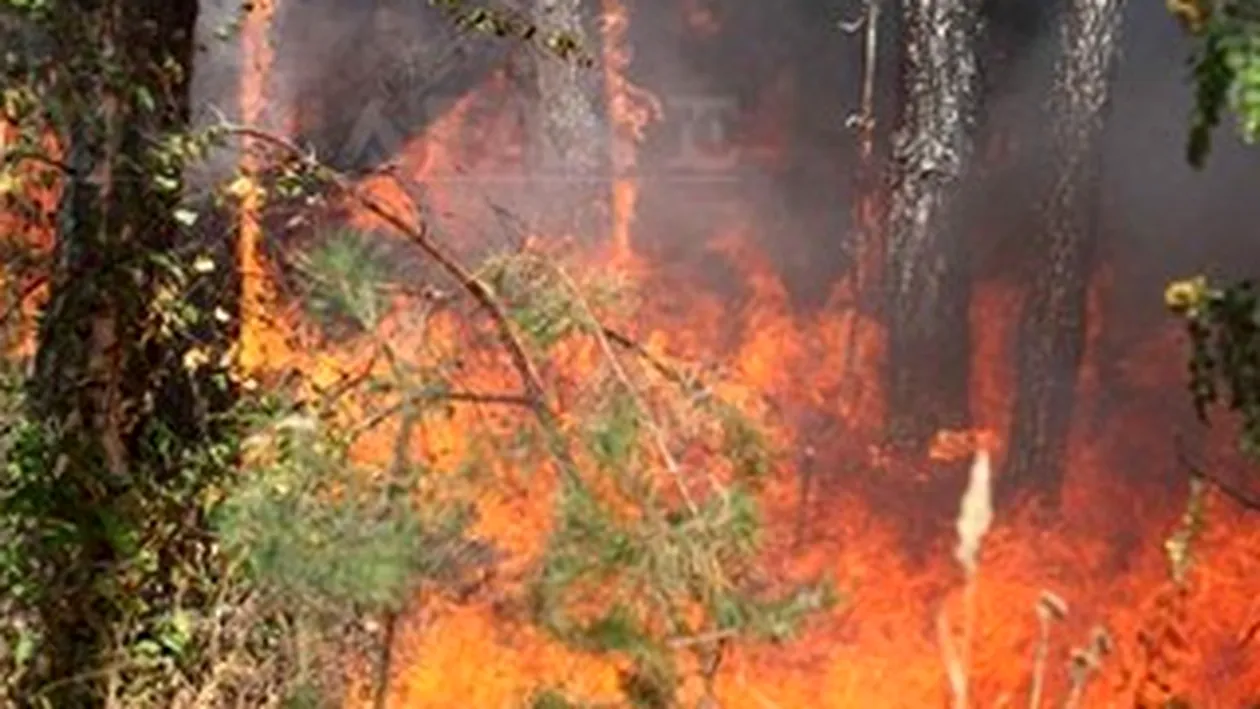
[1029,591,1069,709]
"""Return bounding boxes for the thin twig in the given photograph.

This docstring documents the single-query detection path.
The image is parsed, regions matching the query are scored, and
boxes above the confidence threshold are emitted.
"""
[1029,592,1068,709]
[793,444,817,549]
[1,145,77,175]
[349,389,537,442]
[547,261,700,513]
[372,610,398,709]
[1174,433,1260,511]
[666,628,738,649]
[601,325,688,386]
[960,579,977,709]
[0,273,47,324]
[836,13,865,34]
[1028,618,1049,709]
[284,348,382,417]
[837,0,882,409]
[1062,628,1110,709]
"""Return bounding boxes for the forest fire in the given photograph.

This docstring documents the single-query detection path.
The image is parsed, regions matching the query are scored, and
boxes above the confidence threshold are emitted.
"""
[4,0,1259,707]
[222,2,1260,707]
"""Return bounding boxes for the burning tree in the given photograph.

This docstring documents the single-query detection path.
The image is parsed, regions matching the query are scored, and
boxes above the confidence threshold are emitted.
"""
[502,254,836,705]
[1005,0,1127,503]
[187,131,836,706]
[883,0,982,452]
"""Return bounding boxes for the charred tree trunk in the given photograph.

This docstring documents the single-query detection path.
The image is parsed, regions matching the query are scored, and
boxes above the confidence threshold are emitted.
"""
[1003,0,1126,504]
[883,0,982,452]
[526,0,607,242]
[18,2,224,704]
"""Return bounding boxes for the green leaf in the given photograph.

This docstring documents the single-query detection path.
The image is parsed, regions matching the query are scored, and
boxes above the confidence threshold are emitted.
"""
[159,609,194,656]
[13,630,36,666]
[154,174,180,193]
[135,85,155,113]
[173,207,198,227]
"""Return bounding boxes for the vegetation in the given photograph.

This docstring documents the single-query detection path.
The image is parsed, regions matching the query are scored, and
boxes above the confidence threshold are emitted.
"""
[1,0,1258,706]
[1174,0,1260,167]
[1168,0,1260,470]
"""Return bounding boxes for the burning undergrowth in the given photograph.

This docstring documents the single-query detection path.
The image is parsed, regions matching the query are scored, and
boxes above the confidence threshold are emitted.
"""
[4,0,1260,705]
[263,166,1253,706]
[237,166,1260,705]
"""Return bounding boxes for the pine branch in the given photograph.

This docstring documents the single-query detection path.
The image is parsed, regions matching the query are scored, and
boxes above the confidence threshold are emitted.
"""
[218,124,551,415]
[349,389,539,443]
[546,261,702,513]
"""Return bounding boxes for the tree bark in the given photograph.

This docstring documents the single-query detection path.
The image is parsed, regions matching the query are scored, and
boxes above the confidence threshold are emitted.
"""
[526,0,607,243]
[21,1,210,704]
[1003,0,1125,504]
[883,0,982,452]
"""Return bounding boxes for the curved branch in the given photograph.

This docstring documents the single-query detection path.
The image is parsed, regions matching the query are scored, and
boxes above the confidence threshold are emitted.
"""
[219,125,550,414]
[216,123,594,490]
[2,146,76,175]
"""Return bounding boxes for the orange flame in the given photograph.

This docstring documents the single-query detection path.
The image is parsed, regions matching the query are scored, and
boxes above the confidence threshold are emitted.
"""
[601,0,661,267]
[0,119,57,358]
[236,0,292,376]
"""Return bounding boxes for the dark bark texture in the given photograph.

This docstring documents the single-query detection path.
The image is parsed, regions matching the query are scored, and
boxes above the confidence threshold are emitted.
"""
[1004,0,1126,504]
[523,0,608,244]
[883,0,982,451]
[20,1,211,704]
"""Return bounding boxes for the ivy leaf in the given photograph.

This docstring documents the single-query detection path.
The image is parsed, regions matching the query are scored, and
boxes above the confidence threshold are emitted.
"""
[173,207,198,227]
[135,85,156,113]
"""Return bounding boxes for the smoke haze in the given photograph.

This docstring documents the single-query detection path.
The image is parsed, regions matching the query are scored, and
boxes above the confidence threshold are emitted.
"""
[188,0,1260,424]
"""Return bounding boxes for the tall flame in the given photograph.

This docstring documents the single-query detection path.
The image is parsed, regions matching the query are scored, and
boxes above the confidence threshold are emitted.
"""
[600,0,658,266]
[236,0,290,375]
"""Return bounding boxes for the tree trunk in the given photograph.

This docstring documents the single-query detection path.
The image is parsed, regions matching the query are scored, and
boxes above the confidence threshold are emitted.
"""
[187,0,242,190]
[883,0,982,452]
[1003,0,1125,504]
[526,0,607,243]
[21,1,211,704]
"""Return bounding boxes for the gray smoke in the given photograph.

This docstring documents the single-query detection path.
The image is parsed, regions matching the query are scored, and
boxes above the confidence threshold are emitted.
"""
[186,0,1260,341]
